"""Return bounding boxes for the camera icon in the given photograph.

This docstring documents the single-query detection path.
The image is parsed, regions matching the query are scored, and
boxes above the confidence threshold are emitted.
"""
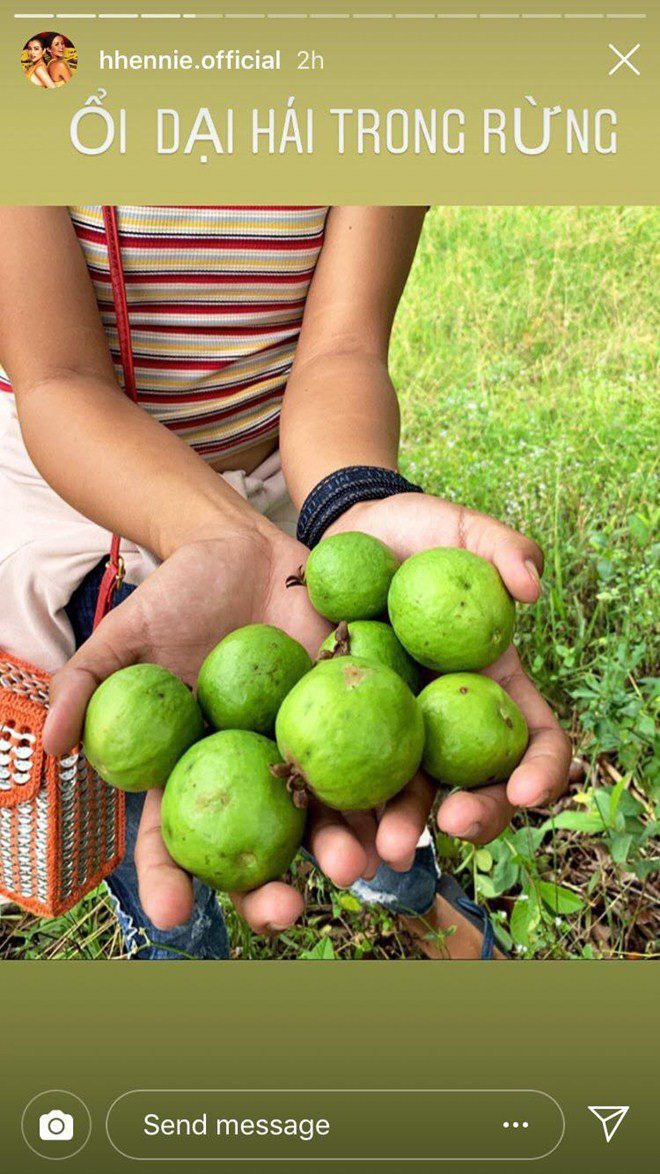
[38,1110,74,1142]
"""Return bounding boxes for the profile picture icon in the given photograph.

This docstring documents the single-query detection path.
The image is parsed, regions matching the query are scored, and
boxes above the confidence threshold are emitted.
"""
[21,31,77,89]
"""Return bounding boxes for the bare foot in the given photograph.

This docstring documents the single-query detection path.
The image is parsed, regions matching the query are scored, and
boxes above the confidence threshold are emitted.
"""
[402,894,505,960]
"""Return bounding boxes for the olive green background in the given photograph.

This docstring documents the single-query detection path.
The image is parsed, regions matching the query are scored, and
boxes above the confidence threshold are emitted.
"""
[1,5,657,1173]
[2,1,657,203]
[1,964,657,1172]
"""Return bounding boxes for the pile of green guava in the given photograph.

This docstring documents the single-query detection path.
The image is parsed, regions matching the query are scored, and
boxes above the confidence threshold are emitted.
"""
[82,533,531,896]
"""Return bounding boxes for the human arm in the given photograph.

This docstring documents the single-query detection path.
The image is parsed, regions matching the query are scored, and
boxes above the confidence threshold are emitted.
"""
[328,498,571,860]
[280,206,423,501]
[0,207,378,929]
[49,60,71,82]
[0,206,265,559]
[34,63,57,88]
[279,206,570,865]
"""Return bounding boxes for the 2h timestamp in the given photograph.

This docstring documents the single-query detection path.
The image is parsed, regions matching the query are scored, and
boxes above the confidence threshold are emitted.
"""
[297,49,324,71]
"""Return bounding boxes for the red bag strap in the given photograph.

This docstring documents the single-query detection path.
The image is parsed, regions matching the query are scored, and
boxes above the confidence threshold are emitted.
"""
[92,207,138,630]
[102,206,138,406]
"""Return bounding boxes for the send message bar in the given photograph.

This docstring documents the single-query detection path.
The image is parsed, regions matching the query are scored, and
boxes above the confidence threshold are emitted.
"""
[106,1088,565,1161]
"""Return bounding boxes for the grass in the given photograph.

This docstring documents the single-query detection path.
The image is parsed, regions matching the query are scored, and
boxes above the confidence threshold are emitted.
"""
[394,206,659,958]
[1,206,658,961]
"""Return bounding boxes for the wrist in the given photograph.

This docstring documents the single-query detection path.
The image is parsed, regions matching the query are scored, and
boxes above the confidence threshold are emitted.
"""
[296,465,423,548]
[323,499,373,535]
[156,493,277,561]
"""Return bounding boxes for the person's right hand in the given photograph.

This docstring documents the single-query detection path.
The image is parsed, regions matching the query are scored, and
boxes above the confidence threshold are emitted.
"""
[42,520,398,935]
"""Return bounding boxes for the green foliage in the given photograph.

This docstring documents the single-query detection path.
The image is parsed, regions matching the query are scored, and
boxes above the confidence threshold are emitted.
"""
[0,891,124,961]
[299,938,336,961]
[392,206,658,959]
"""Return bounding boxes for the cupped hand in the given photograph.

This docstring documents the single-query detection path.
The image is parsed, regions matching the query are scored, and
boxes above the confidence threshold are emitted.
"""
[42,494,571,937]
[327,494,572,864]
[42,523,392,935]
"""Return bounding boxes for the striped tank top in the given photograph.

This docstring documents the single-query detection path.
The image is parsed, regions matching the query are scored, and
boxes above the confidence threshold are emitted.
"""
[0,205,329,461]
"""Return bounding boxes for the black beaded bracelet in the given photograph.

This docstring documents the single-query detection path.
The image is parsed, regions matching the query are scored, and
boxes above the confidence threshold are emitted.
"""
[296,465,424,549]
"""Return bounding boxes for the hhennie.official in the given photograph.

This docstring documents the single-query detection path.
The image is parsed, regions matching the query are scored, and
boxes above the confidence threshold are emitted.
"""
[99,48,282,71]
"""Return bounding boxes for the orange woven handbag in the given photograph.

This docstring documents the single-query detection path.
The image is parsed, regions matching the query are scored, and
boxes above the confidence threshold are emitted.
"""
[0,207,137,916]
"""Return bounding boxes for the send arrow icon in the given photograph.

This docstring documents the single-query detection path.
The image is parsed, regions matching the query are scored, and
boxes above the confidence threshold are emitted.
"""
[588,1106,630,1143]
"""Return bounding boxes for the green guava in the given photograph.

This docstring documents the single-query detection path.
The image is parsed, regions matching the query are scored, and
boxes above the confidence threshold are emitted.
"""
[274,655,424,811]
[197,624,312,735]
[293,531,399,623]
[418,673,528,789]
[388,547,515,672]
[83,663,204,792]
[161,730,305,892]
[318,620,421,694]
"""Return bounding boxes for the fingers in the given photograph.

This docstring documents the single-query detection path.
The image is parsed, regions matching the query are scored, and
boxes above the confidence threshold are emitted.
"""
[488,651,572,808]
[482,526,543,604]
[467,511,544,605]
[137,792,307,937]
[306,801,373,888]
[376,772,434,871]
[134,789,195,931]
[43,663,107,758]
[507,726,572,808]
[343,810,380,880]
[436,712,571,850]
[435,649,572,845]
[231,882,305,935]
[43,606,139,756]
[437,782,515,845]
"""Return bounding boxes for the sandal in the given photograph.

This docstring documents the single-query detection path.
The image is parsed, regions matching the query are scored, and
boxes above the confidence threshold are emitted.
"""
[436,873,499,960]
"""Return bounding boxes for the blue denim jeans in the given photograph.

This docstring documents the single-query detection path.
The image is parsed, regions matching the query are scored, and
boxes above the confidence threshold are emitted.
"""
[66,561,441,960]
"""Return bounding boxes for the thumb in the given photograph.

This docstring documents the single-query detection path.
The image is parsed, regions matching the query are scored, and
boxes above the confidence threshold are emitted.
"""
[471,515,544,604]
[43,607,139,757]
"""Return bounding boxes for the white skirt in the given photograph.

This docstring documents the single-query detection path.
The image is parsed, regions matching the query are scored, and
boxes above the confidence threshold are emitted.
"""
[0,394,297,672]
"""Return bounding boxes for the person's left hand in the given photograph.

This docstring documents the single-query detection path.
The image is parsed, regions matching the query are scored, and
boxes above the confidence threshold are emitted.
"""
[325,493,572,870]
